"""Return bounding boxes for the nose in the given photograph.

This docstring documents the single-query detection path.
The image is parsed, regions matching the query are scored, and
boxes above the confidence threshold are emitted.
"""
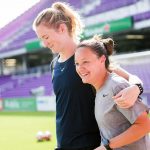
[76,64,85,73]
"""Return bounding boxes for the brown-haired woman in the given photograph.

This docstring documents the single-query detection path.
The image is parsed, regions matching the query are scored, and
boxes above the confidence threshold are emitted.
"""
[75,35,150,150]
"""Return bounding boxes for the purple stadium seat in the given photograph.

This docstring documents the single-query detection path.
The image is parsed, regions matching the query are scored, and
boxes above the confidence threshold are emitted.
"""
[84,0,140,17]
[133,11,150,22]
[0,72,53,98]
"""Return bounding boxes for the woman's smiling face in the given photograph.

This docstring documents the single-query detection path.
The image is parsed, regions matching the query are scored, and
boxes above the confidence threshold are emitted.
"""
[75,46,105,85]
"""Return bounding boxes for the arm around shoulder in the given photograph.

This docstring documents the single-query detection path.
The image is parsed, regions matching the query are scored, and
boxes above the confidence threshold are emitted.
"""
[112,66,143,108]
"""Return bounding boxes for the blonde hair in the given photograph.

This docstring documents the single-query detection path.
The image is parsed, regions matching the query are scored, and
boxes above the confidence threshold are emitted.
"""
[33,2,84,41]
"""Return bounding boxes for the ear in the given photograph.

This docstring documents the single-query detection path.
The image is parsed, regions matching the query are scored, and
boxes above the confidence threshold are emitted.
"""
[58,23,67,34]
[99,55,106,63]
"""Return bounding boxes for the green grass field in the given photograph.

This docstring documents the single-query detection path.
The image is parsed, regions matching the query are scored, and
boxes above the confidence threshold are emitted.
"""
[0,111,56,150]
[1,111,149,150]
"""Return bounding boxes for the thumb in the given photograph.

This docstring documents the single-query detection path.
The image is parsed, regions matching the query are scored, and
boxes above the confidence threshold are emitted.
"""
[112,91,122,99]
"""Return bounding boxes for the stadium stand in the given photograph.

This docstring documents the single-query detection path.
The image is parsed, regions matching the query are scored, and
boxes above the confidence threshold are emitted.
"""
[0,72,53,98]
[1,0,149,53]
[0,0,51,52]
[83,0,140,17]
[0,0,150,107]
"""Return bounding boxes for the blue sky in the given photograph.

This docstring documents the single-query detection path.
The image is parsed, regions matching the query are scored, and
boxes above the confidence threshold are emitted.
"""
[0,0,40,29]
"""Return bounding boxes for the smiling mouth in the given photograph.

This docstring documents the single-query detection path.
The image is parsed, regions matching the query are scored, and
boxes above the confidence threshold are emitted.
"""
[49,44,54,49]
[80,73,89,78]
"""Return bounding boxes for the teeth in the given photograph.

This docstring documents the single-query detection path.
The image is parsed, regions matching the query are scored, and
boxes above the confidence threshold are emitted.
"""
[81,73,88,76]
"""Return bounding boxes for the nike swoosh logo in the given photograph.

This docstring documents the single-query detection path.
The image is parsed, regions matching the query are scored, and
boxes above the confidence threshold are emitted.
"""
[103,94,109,97]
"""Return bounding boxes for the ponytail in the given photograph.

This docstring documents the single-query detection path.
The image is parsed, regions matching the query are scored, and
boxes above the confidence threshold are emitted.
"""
[33,2,84,41]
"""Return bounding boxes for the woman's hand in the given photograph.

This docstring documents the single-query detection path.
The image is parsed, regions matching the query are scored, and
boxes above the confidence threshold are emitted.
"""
[112,85,140,108]
[94,145,107,150]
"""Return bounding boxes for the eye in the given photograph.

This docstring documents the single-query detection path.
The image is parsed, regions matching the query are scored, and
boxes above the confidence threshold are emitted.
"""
[75,62,79,66]
[83,61,89,64]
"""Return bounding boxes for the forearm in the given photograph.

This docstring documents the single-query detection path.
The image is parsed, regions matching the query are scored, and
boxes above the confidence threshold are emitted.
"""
[112,67,143,84]
[109,112,150,149]
[129,74,143,85]
[112,66,130,81]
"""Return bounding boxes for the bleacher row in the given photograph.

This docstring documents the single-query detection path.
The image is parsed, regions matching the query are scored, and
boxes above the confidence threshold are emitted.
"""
[82,0,139,17]
[0,72,53,98]
[0,63,149,98]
